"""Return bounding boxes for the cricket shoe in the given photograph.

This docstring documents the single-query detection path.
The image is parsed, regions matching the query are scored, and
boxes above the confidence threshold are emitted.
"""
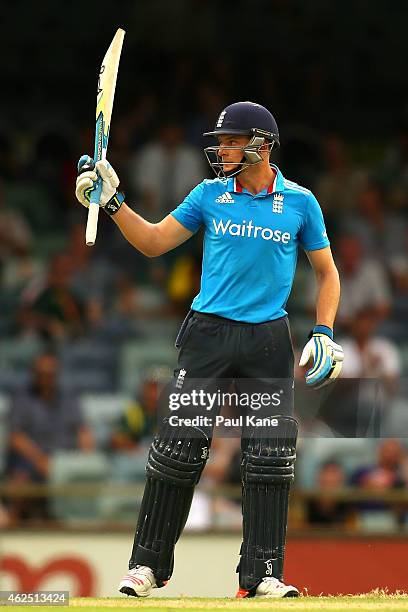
[236,577,299,598]
[118,565,158,597]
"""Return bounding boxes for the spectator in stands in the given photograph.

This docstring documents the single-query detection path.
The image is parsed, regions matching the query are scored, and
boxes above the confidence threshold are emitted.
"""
[306,460,350,526]
[111,367,170,450]
[304,234,391,333]
[0,178,32,266]
[167,248,202,315]
[128,120,205,220]
[340,307,401,395]
[112,266,171,332]
[333,235,391,330]
[352,440,408,490]
[320,308,401,437]
[0,180,41,335]
[350,440,408,525]
[339,183,407,262]
[387,228,408,342]
[5,352,94,521]
[64,224,116,303]
[21,254,84,341]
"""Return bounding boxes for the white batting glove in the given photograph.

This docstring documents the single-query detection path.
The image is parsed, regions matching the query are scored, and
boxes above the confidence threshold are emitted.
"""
[75,156,124,215]
[299,326,344,389]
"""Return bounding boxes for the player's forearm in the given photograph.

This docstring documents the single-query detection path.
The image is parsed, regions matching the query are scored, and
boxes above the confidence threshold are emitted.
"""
[314,267,340,329]
[111,203,163,257]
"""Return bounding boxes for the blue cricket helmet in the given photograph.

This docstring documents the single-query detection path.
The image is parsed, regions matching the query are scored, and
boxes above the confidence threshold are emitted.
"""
[203,101,280,146]
[203,101,280,179]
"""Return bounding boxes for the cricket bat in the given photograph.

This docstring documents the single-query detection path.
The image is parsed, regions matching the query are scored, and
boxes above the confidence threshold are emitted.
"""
[85,28,125,246]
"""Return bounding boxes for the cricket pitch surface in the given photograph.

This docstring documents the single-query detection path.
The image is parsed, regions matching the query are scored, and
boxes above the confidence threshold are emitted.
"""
[3,592,408,612]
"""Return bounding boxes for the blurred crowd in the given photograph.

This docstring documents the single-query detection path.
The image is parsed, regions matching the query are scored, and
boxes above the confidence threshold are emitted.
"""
[1,79,408,529]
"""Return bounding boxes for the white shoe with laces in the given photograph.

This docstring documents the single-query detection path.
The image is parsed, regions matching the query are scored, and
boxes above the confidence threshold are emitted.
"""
[236,576,299,598]
[118,565,157,597]
[255,576,299,598]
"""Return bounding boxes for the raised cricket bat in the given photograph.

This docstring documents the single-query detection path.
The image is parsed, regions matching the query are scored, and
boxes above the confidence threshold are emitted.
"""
[85,28,125,246]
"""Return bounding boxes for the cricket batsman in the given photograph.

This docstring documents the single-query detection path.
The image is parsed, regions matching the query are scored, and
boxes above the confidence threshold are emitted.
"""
[76,101,344,597]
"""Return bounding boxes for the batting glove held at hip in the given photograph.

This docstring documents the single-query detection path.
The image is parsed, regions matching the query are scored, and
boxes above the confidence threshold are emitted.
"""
[75,155,125,215]
[299,325,344,389]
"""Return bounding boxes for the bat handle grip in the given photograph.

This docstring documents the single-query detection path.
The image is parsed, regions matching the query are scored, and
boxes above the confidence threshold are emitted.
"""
[85,177,102,246]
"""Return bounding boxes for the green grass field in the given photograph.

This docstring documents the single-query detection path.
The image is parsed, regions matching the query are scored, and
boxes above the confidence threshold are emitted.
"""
[2,593,408,612]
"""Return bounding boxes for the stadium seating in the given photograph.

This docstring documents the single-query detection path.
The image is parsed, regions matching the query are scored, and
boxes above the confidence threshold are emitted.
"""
[100,449,149,521]
[119,340,177,393]
[50,451,110,522]
[59,340,119,372]
[80,393,131,448]
[296,438,378,489]
[0,338,44,370]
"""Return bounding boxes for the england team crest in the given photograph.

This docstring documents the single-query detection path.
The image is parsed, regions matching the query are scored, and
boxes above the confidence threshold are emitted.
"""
[272,193,284,213]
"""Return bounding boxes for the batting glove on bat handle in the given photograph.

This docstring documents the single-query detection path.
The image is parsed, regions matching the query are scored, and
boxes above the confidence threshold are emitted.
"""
[299,325,344,389]
[75,155,125,216]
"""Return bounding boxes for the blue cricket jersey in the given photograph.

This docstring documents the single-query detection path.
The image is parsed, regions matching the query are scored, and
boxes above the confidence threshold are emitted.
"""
[171,165,329,323]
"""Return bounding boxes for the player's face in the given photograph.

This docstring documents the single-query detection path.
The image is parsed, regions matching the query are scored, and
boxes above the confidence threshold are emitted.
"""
[217,135,251,172]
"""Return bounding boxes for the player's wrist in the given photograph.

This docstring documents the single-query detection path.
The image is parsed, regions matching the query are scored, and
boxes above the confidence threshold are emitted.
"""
[103,190,125,216]
[309,325,333,339]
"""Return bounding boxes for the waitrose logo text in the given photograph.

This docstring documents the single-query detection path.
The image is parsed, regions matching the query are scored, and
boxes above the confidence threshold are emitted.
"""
[212,218,291,243]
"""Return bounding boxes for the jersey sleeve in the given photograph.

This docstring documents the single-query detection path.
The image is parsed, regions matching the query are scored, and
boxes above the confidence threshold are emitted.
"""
[170,182,204,233]
[299,191,330,251]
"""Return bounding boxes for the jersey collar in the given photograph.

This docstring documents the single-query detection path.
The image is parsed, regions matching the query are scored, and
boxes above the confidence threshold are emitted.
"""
[227,164,284,196]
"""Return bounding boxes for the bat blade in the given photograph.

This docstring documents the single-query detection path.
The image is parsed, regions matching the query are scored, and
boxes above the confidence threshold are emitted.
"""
[85,28,125,246]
